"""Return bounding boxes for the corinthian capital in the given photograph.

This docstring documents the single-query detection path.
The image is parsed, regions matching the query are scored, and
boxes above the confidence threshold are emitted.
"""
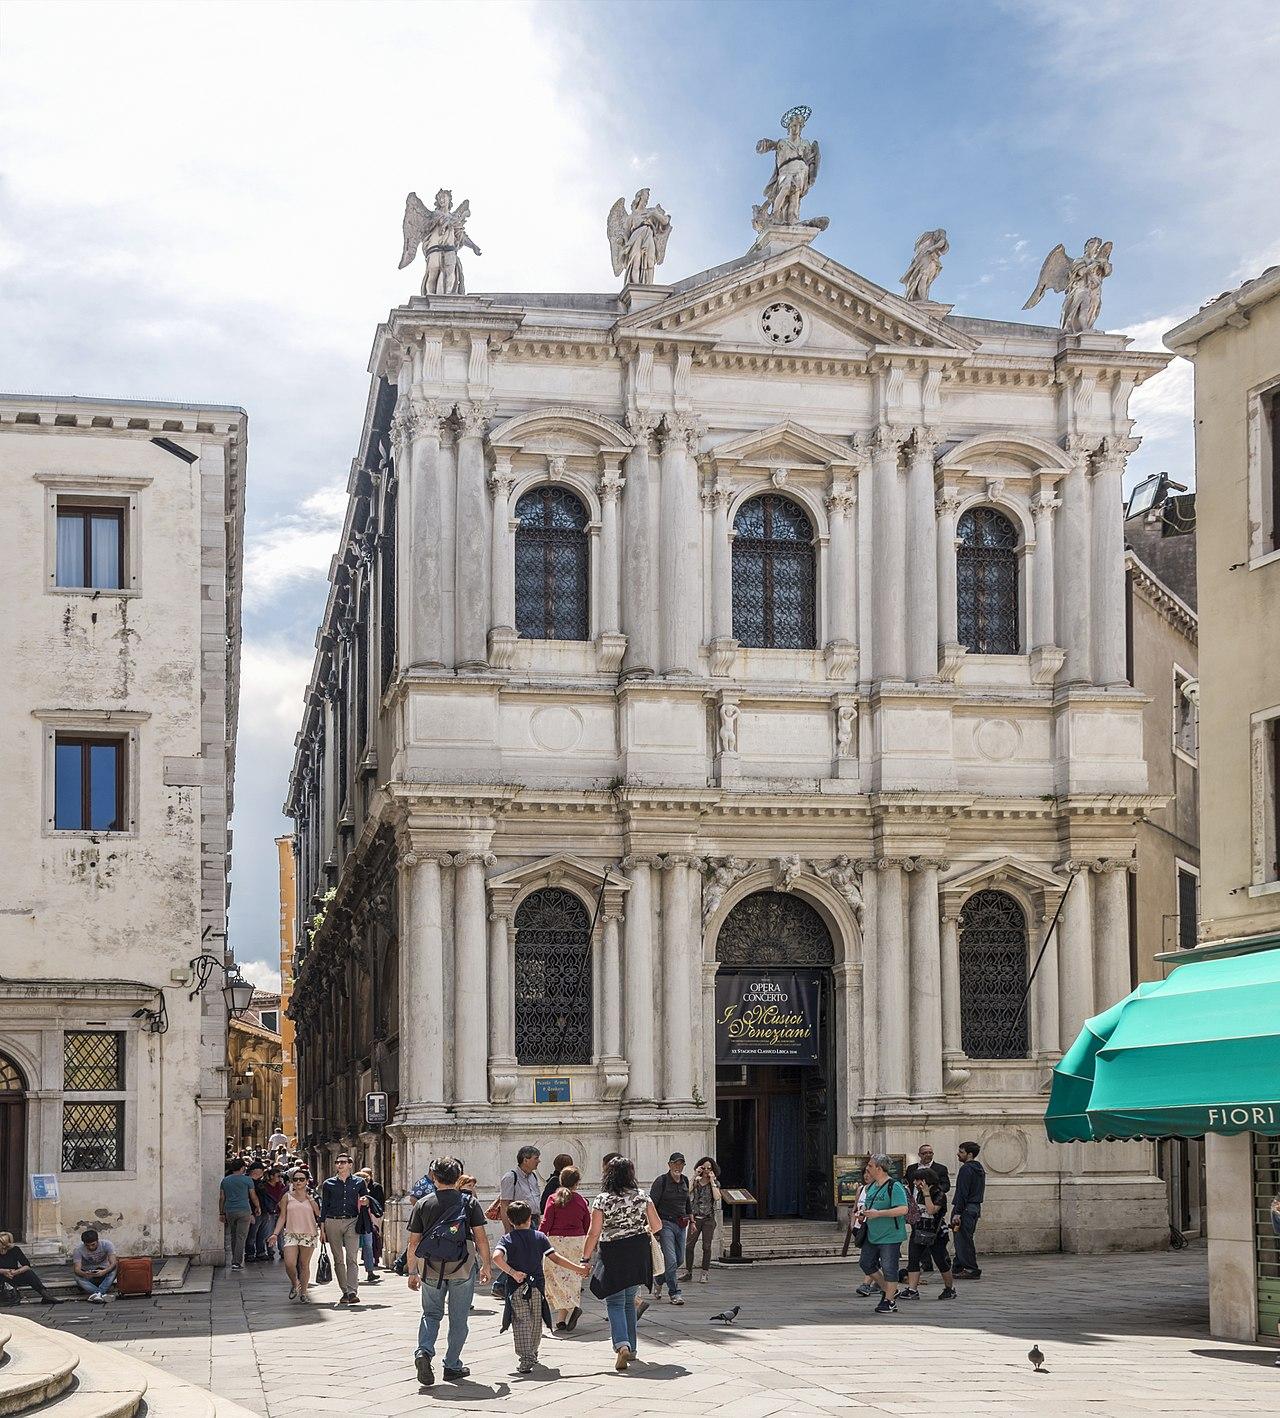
[911,426,945,460]
[1030,489,1063,518]
[457,401,493,438]
[599,467,626,503]
[1092,434,1140,479]
[625,409,661,447]
[935,488,964,518]
[666,414,702,456]
[872,423,909,459]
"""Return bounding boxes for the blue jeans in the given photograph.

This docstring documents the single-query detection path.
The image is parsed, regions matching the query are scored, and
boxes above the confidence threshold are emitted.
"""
[359,1231,377,1275]
[249,1211,274,1259]
[953,1204,981,1272]
[604,1285,639,1354]
[416,1267,476,1370]
[657,1220,686,1296]
[75,1271,116,1297]
[859,1240,902,1283]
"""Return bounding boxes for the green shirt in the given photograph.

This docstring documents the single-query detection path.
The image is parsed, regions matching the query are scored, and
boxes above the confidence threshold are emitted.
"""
[865,1178,908,1245]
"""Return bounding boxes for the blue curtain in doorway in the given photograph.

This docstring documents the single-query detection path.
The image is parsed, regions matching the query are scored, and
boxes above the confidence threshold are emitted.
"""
[767,1094,802,1216]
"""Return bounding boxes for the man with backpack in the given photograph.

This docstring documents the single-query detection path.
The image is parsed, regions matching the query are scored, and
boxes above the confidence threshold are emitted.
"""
[406,1156,493,1387]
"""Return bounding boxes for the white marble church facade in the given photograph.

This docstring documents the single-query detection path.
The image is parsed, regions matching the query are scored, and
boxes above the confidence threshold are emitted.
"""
[288,215,1172,1253]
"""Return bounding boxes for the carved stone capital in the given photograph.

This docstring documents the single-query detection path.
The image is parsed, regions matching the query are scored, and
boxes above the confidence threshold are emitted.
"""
[625,410,661,447]
[599,468,626,503]
[911,426,945,460]
[620,854,658,871]
[825,640,858,684]
[1064,432,1100,466]
[1092,434,1140,479]
[1091,856,1137,874]
[489,468,515,501]
[872,423,909,459]
[934,488,964,519]
[825,481,856,515]
[454,850,498,869]
[457,401,493,438]
[662,413,702,457]
[1029,489,1062,518]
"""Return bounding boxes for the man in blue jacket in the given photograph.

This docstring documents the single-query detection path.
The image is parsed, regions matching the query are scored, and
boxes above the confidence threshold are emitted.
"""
[319,1154,369,1304]
[950,1141,986,1279]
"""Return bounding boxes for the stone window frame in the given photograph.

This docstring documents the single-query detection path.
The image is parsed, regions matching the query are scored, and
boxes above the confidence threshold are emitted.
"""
[1249,701,1280,894]
[506,466,602,644]
[1174,858,1200,951]
[33,708,148,839]
[1245,374,1280,569]
[35,470,152,598]
[59,1024,137,1181]
[1172,663,1199,766]
[953,501,1025,657]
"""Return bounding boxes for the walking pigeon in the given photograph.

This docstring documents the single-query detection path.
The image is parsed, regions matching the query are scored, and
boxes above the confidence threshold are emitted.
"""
[1028,1344,1045,1372]
[710,1306,740,1325]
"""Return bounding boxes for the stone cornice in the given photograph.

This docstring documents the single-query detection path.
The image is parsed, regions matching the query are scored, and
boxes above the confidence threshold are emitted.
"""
[1124,549,1197,643]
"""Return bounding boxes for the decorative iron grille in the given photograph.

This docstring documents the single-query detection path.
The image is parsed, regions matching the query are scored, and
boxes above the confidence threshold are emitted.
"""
[62,1101,124,1171]
[716,890,834,966]
[514,487,590,641]
[0,1054,23,1091]
[732,495,817,649]
[379,486,397,688]
[514,887,593,1065]
[63,1031,123,1091]
[956,507,1019,654]
[958,889,1029,1058]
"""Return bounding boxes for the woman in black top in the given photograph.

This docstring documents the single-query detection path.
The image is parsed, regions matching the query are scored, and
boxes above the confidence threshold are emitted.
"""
[0,1232,62,1305]
[900,1168,957,1300]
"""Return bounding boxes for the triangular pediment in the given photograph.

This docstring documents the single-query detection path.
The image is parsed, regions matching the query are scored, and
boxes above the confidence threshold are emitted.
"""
[708,419,854,470]
[616,244,977,358]
[941,855,1067,903]
[486,854,629,912]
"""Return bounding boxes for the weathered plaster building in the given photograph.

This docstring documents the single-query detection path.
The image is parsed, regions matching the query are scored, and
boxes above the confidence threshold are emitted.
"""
[0,394,245,1262]
[1166,267,1280,1340]
[288,185,1175,1253]
[276,835,299,1146]
[227,994,283,1152]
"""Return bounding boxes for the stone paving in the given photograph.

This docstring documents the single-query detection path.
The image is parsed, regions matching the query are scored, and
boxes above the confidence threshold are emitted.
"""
[22,1245,1279,1416]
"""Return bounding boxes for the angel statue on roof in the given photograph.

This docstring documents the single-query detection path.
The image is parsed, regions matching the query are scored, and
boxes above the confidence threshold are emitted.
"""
[607,188,672,286]
[754,105,828,233]
[1023,236,1113,334]
[398,188,483,296]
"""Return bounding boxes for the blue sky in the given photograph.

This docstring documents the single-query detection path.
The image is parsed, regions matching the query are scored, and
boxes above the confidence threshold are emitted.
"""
[2,0,1277,987]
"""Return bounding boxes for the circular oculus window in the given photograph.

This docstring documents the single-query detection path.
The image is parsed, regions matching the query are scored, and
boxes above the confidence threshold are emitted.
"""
[760,301,804,345]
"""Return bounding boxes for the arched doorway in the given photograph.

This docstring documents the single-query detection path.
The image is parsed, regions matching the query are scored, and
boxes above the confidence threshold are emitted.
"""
[714,891,835,1219]
[0,1053,28,1239]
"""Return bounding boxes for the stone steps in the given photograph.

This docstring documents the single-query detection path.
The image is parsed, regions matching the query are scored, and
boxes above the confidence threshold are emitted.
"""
[720,1219,847,1260]
[0,1317,254,1418]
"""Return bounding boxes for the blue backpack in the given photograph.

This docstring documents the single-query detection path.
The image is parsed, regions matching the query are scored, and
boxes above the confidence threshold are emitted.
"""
[414,1192,471,1287]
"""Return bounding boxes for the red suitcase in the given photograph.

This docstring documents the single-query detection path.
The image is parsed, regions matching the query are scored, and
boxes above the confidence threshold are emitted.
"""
[116,1256,153,1297]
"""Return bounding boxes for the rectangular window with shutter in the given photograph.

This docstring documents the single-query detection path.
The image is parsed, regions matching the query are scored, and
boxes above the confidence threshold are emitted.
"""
[1176,867,1199,950]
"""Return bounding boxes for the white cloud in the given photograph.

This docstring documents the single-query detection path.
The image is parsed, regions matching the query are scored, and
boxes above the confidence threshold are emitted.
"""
[239,960,282,994]
[243,484,347,610]
[239,638,316,736]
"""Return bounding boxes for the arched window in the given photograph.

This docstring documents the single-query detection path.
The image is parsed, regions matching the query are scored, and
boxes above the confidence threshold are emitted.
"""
[959,889,1029,1058]
[956,507,1020,654]
[717,890,834,966]
[514,487,590,641]
[514,887,593,1065]
[732,494,817,649]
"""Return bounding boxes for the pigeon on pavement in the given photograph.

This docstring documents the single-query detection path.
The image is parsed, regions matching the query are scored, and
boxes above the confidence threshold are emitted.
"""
[710,1306,740,1324]
[1028,1344,1045,1372]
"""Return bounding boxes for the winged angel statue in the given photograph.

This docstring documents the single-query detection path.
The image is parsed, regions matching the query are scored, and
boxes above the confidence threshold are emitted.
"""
[1023,237,1113,333]
[398,188,482,296]
[607,188,672,286]
[753,105,828,233]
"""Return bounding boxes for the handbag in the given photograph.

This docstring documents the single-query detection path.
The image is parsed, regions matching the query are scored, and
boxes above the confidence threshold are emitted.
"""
[314,1242,333,1286]
[485,1169,517,1221]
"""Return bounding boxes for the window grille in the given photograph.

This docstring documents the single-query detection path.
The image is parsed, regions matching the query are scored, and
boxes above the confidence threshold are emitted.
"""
[956,507,1019,654]
[0,1054,23,1091]
[62,1101,124,1171]
[514,487,590,641]
[731,495,817,649]
[1177,869,1198,951]
[716,890,834,966]
[64,1031,124,1091]
[514,887,593,1065]
[958,889,1029,1058]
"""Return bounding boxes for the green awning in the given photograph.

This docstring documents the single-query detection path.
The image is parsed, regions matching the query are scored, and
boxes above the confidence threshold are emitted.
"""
[1045,945,1280,1142]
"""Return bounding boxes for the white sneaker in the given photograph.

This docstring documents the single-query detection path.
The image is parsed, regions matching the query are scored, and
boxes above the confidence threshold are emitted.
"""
[698,1273,708,1283]
[87,1293,104,1303]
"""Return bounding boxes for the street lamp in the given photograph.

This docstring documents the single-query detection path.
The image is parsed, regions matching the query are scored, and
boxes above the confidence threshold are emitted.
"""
[189,953,257,1016]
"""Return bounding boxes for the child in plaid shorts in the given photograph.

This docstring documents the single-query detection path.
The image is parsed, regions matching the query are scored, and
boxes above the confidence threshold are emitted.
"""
[492,1202,590,1374]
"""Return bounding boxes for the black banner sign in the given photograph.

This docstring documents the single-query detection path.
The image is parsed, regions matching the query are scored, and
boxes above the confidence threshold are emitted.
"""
[715,970,821,1066]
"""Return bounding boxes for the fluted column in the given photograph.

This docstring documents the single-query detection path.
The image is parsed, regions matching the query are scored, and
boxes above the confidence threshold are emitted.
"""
[658,416,703,675]
[875,858,909,1100]
[1090,437,1135,685]
[1057,864,1095,1047]
[622,856,656,1100]
[1030,488,1060,649]
[601,909,623,1058]
[1031,903,1061,1059]
[454,402,492,669]
[660,855,694,1099]
[871,425,908,680]
[399,848,446,1106]
[940,904,962,1067]
[1056,437,1094,684]
[935,485,962,658]
[453,851,494,1103]
[907,858,945,1098]
[400,399,448,668]
[488,456,515,637]
[906,429,942,681]
[1092,859,1133,1009]
[825,478,856,673]
[599,462,625,637]
[621,414,658,675]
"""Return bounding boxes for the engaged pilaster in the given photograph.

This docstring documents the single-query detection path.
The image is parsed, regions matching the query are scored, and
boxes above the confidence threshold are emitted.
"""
[1090,437,1137,686]
[453,850,495,1103]
[397,845,450,1108]
[874,856,910,1100]
[906,857,946,1098]
[597,460,626,672]
[658,854,695,1100]
[487,907,517,1102]
[1055,436,1095,684]
[1091,857,1135,1008]
[398,399,449,668]
[905,428,942,681]
[657,415,703,675]
[455,401,493,669]
[871,425,909,681]
[622,855,657,1101]
[707,472,737,675]
[487,456,516,668]
[1057,862,1095,1045]
[934,483,965,680]
[622,413,659,676]
[824,476,857,681]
